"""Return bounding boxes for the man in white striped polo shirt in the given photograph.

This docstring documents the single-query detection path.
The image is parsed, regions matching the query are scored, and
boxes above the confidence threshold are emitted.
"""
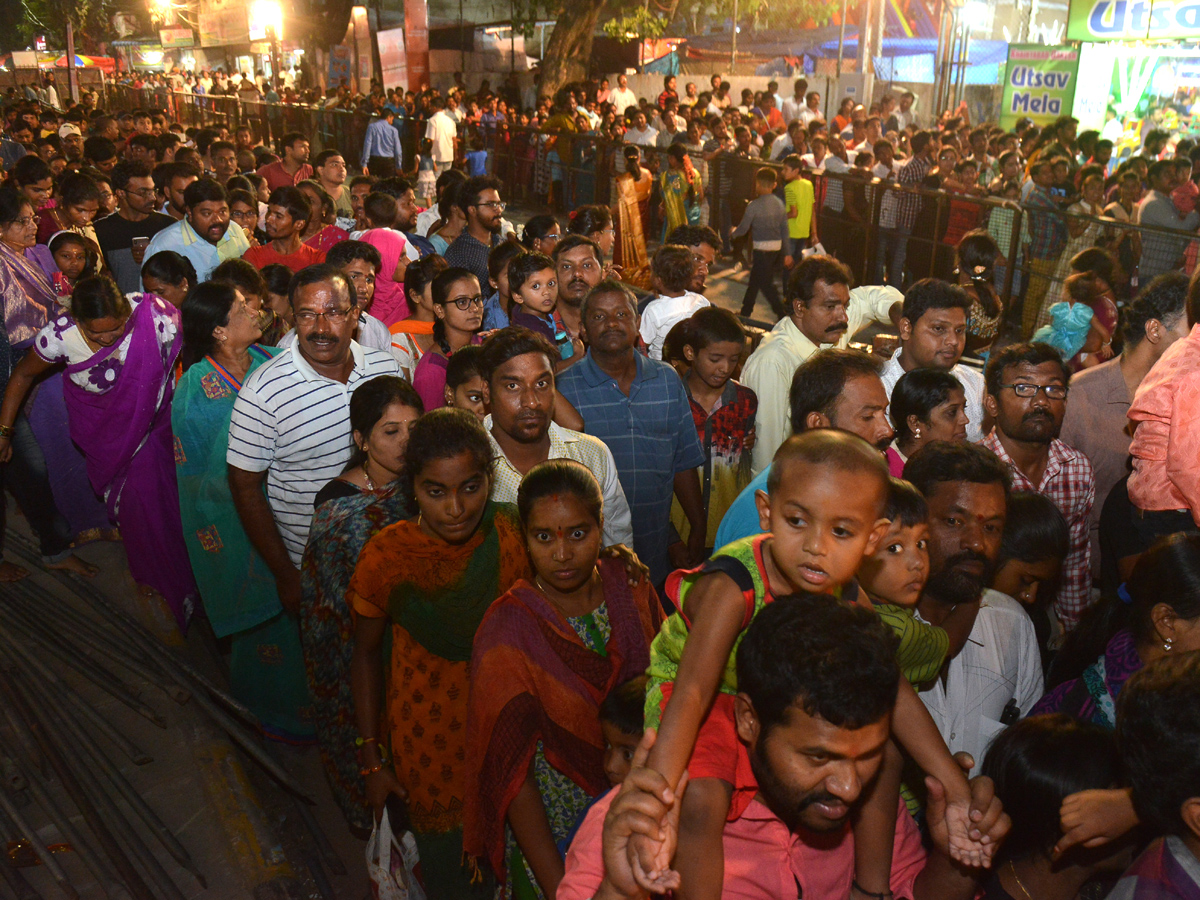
[227,264,400,611]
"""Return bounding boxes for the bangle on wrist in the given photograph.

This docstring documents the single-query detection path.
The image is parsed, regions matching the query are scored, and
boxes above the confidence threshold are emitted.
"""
[851,881,893,900]
[359,762,385,777]
[0,423,13,439]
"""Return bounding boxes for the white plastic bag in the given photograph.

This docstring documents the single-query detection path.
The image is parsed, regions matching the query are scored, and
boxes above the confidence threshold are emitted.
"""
[366,807,427,900]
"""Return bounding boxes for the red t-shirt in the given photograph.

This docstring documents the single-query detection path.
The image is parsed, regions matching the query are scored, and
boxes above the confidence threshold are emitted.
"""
[242,241,326,272]
[256,160,315,191]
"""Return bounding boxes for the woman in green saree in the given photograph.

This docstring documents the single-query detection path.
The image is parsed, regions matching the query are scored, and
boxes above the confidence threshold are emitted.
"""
[174,281,313,743]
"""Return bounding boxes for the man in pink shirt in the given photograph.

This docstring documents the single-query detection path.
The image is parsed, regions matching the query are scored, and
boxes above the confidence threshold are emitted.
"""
[1127,289,1200,544]
[559,596,1008,900]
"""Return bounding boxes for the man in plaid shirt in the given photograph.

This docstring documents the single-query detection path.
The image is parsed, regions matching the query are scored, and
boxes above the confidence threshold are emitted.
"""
[981,342,1094,630]
[877,130,937,287]
[1021,160,1068,336]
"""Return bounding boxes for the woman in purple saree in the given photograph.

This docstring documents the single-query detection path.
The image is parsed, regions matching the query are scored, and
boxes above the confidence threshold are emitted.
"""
[0,275,198,629]
[0,187,99,580]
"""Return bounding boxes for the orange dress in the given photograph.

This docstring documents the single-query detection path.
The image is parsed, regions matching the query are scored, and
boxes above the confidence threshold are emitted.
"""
[348,503,530,834]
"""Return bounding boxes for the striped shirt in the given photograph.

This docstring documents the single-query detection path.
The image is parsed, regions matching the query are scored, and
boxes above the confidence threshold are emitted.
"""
[226,341,401,565]
[874,603,950,687]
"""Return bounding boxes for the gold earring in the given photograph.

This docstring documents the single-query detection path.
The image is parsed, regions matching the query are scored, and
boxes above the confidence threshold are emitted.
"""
[1165,637,1174,652]
[914,428,921,439]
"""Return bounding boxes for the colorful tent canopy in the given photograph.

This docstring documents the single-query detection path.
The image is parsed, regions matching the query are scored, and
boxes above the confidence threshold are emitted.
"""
[53,55,117,72]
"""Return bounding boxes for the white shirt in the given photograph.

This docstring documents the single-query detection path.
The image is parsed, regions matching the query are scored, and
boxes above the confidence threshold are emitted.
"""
[609,87,638,114]
[879,353,986,443]
[415,206,441,238]
[917,590,1044,776]
[742,284,903,474]
[872,162,896,181]
[798,107,824,127]
[781,97,806,125]
[484,416,634,550]
[425,110,457,163]
[800,152,827,173]
[226,341,401,565]
[624,125,659,147]
[640,291,711,360]
[769,136,798,162]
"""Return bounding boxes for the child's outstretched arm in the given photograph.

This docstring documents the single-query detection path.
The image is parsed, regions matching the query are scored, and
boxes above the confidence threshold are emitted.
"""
[938,596,981,659]
[892,680,993,868]
[852,738,904,896]
[629,572,747,892]
[645,572,747,789]
[1055,788,1139,859]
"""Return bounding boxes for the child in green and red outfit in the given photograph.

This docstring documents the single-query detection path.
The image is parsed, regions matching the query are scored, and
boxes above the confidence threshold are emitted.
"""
[635,431,994,900]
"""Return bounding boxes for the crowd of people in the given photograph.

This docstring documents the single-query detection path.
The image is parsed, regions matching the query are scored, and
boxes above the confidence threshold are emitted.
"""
[97,67,1200,358]
[1,72,1200,900]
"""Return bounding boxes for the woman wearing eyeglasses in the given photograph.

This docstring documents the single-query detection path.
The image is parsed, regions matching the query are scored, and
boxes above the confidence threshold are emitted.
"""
[412,266,484,412]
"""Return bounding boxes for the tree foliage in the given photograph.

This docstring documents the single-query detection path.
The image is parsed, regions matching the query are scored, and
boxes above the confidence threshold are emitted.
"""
[533,0,838,96]
[602,6,667,41]
[5,0,122,52]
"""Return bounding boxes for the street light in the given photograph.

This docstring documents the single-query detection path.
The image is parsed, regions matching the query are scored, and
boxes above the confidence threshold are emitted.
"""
[248,0,283,40]
[249,0,283,83]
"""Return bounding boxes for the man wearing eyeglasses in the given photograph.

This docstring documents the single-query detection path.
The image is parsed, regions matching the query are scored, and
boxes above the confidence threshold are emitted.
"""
[94,160,175,294]
[227,264,400,614]
[980,341,1094,630]
[444,175,505,288]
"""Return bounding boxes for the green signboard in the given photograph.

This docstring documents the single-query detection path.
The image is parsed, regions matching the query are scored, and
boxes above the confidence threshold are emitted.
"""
[1067,0,1200,42]
[999,45,1081,131]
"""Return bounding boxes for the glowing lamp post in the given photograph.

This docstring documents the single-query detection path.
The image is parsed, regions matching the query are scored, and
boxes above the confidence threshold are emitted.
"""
[249,0,283,84]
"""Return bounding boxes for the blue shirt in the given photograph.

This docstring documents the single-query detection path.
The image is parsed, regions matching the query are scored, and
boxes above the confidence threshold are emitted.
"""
[466,149,488,177]
[557,352,705,585]
[713,466,770,549]
[481,291,510,330]
[142,217,250,286]
[361,118,403,168]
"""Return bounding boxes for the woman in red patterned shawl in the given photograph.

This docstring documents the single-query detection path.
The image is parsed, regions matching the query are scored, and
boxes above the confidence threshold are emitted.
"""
[464,460,663,900]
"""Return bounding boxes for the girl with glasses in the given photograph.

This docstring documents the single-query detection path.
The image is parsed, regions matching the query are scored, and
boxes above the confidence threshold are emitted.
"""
[412,266,484,411]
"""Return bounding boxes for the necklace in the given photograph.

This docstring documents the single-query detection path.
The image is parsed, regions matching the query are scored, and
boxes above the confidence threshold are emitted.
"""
[535,570,597,617]
[1008,861,1034,900]
[362,462,377,491]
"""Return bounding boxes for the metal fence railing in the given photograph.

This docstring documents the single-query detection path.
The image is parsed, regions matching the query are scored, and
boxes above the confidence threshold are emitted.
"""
[108,86,1198,338]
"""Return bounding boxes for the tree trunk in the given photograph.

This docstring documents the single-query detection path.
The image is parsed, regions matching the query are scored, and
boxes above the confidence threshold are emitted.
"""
[540,0,605,98]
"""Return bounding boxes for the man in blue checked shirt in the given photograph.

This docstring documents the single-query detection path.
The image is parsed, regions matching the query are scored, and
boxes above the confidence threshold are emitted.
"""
[361,110,404,179]
[556,279,708,588]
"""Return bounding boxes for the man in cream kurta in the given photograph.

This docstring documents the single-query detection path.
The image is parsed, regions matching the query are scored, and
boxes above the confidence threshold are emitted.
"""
[741,256,901,474]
